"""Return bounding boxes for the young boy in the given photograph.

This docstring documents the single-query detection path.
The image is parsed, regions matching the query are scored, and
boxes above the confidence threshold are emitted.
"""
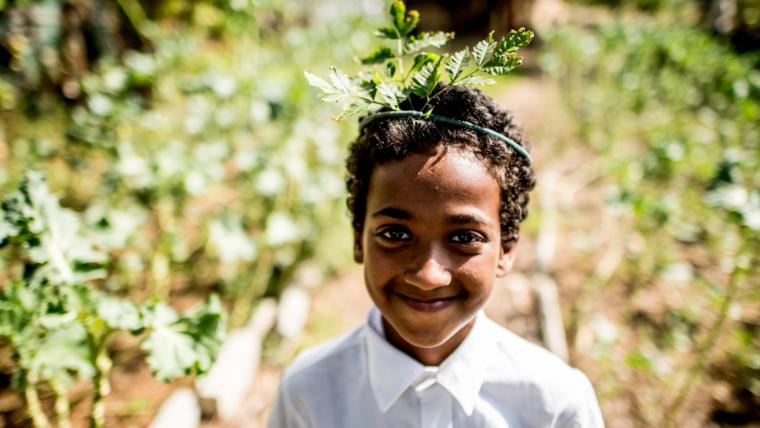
[268,84,605,427]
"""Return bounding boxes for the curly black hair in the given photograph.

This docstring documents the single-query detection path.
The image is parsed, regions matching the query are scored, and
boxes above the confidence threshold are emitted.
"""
[345,83,536,245]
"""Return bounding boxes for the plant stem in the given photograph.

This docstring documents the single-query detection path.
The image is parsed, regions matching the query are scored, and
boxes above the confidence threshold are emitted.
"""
[114,0,149,41]
[423,67,480,111]
[51,380,72,428]
[660,249,747,427]
[396,39,404,77]
[24,372,51,428]
[151,199,174,299]
[88,335,113,428]
[229,249,275,328]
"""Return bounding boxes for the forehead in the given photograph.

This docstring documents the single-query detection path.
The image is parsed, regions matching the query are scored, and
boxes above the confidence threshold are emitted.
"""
[366,146,501,221]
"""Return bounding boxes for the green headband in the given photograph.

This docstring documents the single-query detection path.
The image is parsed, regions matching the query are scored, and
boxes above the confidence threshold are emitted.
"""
[358,110,532,164]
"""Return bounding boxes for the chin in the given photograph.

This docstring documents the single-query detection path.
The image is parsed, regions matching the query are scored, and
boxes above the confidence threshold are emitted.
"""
[393,317,466,348]
[401,330,453,349]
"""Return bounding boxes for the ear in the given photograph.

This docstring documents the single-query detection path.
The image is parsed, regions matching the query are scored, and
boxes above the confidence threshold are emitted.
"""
[353,231,364,263]
[496,239,517,277]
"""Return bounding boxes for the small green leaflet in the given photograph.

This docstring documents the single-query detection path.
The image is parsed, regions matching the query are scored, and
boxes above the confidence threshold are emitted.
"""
[497,29,534,55]
[456,75,497,86]
[376,83,405,110]
[374,1,419,40]
[374,27,399,40]
[482,29,534,75]
[391,0,419,38]
[483,53,522,76]
[304,69,370,105]
[473,32,496,67]
[446,49,470,81]
[410,53,441,76]
[410,56,444,97]
[361,47,394,65]
[404,32,453,55]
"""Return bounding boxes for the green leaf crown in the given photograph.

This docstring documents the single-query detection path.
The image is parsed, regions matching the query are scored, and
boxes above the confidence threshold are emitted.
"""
[305,0,534,122]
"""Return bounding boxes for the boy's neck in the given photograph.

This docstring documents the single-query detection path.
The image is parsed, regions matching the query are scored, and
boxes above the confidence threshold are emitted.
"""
[381,316,476,366]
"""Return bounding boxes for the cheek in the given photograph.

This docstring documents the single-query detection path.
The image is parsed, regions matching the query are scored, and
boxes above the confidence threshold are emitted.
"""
[458,257,499,291]
[364,244,396,284]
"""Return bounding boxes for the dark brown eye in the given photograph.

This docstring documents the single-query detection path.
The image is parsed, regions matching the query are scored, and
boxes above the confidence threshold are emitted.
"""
[377,226,411,242]
[450,230,486,245]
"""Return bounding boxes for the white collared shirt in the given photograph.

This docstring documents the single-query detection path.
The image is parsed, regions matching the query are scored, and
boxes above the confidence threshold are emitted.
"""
[268,308,605,428]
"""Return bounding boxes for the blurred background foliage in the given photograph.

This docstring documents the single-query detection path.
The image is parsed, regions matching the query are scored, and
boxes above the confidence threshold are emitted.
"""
[0,0,758,426]
[538,0,759,425]
[0,0,375,425]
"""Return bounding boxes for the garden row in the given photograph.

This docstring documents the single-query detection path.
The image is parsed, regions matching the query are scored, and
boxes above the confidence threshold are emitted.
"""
[540,8,759,426]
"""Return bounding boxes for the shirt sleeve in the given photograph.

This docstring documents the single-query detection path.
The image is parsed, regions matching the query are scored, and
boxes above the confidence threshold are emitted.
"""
[267,378,313,428]
[557,369,606,428]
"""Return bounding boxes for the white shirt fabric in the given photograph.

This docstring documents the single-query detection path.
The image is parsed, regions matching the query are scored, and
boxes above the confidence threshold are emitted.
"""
[268,307,605,428]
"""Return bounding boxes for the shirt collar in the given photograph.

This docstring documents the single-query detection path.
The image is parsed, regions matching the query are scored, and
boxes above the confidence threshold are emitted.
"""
[364,307,490,416]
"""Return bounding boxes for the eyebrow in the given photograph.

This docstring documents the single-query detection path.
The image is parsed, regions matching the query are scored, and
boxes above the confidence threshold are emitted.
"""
[371,207,491,226]
[371,207,413,220]
[447,214,492,226]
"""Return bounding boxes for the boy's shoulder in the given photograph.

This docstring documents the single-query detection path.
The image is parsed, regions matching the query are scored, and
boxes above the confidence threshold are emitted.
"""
[481,316,596,406]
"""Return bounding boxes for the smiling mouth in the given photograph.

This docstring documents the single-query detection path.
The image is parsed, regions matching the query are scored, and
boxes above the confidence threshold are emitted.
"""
[395,293,460,313]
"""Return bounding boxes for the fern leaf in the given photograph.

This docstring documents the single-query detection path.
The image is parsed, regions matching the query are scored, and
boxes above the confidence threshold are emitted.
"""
[482,53,522,75]
[304,71,334,94]
[327,67,354,94]
[455,75,496,86]
[473,32,496,66]
[446,49,470,82]
[390,1,419,37]
[376,83,405,110]
[410,56,444,97]
[375,27,400,40]
[494,28,534,56]
[334,101,371,121]
[361,47,395,65]
[409,53,440,76]
[403,32,453,55]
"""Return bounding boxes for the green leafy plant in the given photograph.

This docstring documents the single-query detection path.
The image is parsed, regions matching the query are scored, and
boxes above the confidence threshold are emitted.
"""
[0,172,225,428]
[304,0,534,120]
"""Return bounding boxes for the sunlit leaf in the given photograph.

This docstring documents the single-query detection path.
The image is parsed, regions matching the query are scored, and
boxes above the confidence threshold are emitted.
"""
[361,47,395,65]
[410,53,440,76]
[403,32,453,55]
[456,75,497,86]
[446,49,470,82]
[410,56,444,97]
[494,28,534,56]
[376,83,405,110]
[141,297,225,382]
[390,1,418,38]
[97,296,142,332]
[473,32,496,67]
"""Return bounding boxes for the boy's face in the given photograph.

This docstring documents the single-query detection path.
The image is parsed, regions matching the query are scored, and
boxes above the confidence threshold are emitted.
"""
[355,145,516,363]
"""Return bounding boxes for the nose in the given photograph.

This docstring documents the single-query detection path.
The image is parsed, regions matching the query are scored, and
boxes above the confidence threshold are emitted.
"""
[404,244,452,290]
